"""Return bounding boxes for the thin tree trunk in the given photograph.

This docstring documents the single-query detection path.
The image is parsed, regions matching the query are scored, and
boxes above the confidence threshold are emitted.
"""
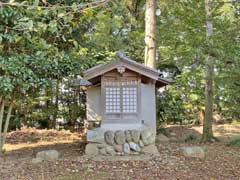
[1,103,13,148]
[144,0,156,68]
[0,100,5,153]
[202,0,214,142]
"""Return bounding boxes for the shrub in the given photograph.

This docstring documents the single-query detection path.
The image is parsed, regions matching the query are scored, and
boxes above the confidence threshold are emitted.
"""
[229,138,240,147]
[184,133,198,142]
[157,127,171,136]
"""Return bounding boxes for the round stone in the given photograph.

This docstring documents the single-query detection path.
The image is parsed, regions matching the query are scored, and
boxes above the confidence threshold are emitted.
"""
[123,143,130,154]
[125,130,132,142]
[130,130,140,143]
[99,148,107,156]
[139,140,145,147]
[129,142,141,152]
[85,143,99,156]
[105,146,116,156]
[104,131,115,145]
[114,144,123,152]
[114,130,125,145]
[141,129,155,145]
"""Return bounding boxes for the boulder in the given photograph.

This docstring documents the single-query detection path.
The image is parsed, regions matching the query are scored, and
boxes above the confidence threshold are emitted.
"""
[114,144,123,153]
[182,146,205,159]
[85,143,99,156]
[129,142,141,152]
[141,130,155,145]
[104,131,115,145]
[125,130,132,142]
[87,128,105,143]
[130,130,140,143]
[36,150,59,161]
[115,130,125,145]
[105,146,116,156]
[123,143,130,154]
[141,145,159,155]
[156,134,169,143]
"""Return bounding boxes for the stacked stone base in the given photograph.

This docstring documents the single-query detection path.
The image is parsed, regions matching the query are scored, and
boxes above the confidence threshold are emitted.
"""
[85,128,158,156]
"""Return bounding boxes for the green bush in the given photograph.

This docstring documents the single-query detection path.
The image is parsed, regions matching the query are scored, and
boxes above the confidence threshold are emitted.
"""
[157,127,171,136]
[229,138,240,147]
[184,133,198,142]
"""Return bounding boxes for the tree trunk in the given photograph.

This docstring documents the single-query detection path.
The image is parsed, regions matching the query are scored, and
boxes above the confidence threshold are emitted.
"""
[0,100,13,153]
[202,0,214,142]
[0,99,5,153]
[144,0,156,68]
[1,103,13,148]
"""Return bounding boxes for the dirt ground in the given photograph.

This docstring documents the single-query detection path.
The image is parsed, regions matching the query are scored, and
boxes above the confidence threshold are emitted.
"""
[0,125,239,180]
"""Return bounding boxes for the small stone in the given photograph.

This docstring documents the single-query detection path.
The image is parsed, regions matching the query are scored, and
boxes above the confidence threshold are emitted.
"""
[104,131,115,145]
[114,144,123,152]
[32,158,43,164]
[141,144,159,155]
[130,130,140,143]
[129,142,141,152]
[182,146,205,159]
[115,130,125,145]
[85,143,99,156]
[105,146,116,156]
[139,140,144,147]
[123,143,130,154]
[170,137,178,142]
[99,148,107,156]
[125,130,132,142]
[131,152,140,155]
[36,150,59,161]
[156,134,169,143]
[170,132,176,136]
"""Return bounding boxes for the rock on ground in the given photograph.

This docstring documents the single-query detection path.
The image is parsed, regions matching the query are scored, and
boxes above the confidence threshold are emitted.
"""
[85,143,99,156]
[32,158,43,164]
[104,131,115,145]
[141,144,159,155]
[115,130,125,145]
[36,150,59,161]
[129,142,141,152]
[182,146,205,159]
[156,133,170,143]
[170,137,178,142]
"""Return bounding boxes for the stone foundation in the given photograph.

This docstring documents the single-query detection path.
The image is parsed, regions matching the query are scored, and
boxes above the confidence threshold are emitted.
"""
[85,128,158,156]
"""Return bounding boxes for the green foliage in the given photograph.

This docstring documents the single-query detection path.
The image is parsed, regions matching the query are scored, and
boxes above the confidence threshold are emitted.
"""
[184,133,198,142]
[0,0,239,130]
[229,138,240,148]
[157,127,170,136]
